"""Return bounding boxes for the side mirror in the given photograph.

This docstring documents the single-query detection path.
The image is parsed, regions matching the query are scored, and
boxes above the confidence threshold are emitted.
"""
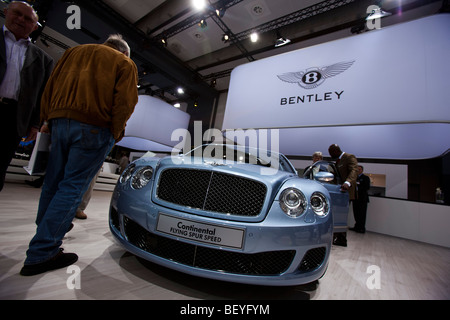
[315,171,335,183]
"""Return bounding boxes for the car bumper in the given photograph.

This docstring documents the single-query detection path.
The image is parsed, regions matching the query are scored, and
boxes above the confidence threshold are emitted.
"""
[109,188,332,286]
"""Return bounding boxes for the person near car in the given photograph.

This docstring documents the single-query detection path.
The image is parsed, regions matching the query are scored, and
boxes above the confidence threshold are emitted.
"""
[303,151,323,178]
[118,152,129,174]
[311,151,323,163]
[328,144,359,246]
[350,165,370,233]
[0,1,54,192]
[20,34,139,276]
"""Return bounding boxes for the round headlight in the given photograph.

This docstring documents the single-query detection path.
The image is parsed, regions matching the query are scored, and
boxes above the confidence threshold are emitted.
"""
[279,188,307,217]
[131,166,153,189]
[120,163,135,184]
[310,192,330,217]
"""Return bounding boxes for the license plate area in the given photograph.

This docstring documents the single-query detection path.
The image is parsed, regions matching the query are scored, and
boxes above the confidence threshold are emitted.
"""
[156,213,245,249]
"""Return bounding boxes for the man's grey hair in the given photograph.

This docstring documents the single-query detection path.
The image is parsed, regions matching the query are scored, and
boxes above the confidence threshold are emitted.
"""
[103,34,130,57]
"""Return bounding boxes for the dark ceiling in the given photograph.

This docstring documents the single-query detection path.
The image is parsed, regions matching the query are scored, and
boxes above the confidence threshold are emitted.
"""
[1,0,446,129]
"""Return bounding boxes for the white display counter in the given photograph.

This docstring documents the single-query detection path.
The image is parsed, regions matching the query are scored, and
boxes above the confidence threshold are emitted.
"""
[6,158,119,191]
[348,197,450,248]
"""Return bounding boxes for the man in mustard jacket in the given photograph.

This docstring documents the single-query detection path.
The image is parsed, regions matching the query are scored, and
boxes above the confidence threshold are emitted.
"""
[21,34,138,276]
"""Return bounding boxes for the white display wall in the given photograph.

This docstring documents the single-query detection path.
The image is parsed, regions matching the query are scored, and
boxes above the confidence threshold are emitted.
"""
[222,14,450,160]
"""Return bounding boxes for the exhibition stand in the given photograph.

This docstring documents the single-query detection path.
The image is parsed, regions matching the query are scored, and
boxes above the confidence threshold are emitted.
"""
[348,197,450,248]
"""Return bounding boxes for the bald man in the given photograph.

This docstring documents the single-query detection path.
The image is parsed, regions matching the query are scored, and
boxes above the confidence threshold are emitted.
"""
[0,1,54,191]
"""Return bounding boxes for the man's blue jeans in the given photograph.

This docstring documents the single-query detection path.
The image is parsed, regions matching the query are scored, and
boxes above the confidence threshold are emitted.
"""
[25,119,115,265]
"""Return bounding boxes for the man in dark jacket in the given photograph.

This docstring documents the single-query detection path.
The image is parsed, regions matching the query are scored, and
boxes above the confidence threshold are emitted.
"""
[350,165,371,233]
[0,1,53,191]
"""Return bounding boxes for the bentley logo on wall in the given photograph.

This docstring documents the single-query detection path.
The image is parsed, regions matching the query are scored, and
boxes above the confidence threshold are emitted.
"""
[277,60,355,89]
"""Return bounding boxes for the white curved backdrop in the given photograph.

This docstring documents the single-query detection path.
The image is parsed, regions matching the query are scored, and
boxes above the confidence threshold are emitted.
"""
[223,14,450,159]
[117,95,190,152]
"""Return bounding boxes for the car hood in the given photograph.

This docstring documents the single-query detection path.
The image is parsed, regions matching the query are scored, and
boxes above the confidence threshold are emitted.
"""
[155,155,296,187]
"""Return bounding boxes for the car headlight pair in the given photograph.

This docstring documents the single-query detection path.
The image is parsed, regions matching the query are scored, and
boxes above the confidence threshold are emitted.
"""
[279,188,329,218]
[119,164,153,189]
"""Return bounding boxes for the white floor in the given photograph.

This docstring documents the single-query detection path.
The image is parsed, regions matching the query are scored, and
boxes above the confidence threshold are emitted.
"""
[0,182,449,300]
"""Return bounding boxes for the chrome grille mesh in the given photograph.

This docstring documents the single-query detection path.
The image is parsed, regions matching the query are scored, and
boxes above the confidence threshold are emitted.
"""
[156,168,267,216]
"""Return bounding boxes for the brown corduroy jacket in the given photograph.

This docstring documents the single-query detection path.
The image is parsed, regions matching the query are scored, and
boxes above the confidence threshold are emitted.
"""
[336,152,359,200]
[40,44,138,142]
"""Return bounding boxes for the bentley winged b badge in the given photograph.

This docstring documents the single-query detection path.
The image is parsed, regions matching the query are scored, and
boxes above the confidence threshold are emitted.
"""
[277,60,355,89]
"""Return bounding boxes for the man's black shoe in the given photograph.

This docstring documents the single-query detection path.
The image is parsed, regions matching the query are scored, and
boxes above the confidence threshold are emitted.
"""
[349,227,365,234]
[20,249,78,276]
[333,232,347,247]
[333,239,347,247]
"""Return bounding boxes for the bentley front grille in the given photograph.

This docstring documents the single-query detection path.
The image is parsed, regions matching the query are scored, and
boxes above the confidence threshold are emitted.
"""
[156,168,267,216]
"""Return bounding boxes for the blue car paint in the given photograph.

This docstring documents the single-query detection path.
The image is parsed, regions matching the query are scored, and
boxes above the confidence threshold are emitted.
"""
[109,145,348,286]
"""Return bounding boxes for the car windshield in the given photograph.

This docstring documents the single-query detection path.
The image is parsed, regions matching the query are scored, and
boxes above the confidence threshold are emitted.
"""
[184,144,296,173]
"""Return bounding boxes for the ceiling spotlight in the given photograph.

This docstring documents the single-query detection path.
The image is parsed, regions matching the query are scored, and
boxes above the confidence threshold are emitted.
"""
[161,37,167,47]
[250,32,258,43]
[366,6,392,20]
[275,31,291,47]
[275,37,291,47]
[216,8,226,18]
[192,0,207,11]
[198,19,207,29]
[177,87,185,94]
[173,102,181,108]
[222,33,230,42]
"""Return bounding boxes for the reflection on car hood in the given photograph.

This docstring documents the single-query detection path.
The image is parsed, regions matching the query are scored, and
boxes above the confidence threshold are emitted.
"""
[155,155,296,186]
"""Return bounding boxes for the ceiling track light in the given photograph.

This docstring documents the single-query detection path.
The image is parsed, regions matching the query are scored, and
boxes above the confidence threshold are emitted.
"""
[366,6,392,20]
[275,30,291,47]
[275,37,291,47]
[216,8,226,18]
[192,0,207,11]
[198,19,207,29]
[222,33,230,42]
